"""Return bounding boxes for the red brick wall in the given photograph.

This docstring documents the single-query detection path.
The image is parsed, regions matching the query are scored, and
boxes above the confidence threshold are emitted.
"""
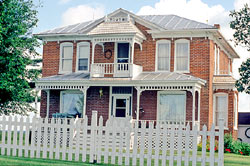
[40,90,60,118]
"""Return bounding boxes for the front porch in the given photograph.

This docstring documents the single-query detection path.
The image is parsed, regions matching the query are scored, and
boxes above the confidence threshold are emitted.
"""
[36,72,204,128]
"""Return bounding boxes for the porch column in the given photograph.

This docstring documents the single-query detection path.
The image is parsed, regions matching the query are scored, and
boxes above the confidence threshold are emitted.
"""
[135,86,142,121]
[192,88,196,127]
[35,89,39,110]
[45,90,50,118]
[91,42,96,64]
[80,86,89,117]
[130,40,135,64]
[197,89,201,130]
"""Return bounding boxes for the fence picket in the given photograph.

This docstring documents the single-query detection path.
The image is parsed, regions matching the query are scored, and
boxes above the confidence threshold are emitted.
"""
[192,125,198,166]
[184,124,190,166]
[111,119,117,165]
[55,119,61,160]
[139,121,146,166]
[132,121,139,166]
[201,125,207,166]
[68,119,74,161]
[161,123,168,166]
[49,118,55,159]
[81,116,88,162]
[89,111,97,163]
[97,116,103,163]
[177,125,183,166]
[218,119,224,166]
[146,122,153,166]
[24,117,30,157]
[42,118,49,159]
[30,116,36,158]
[118,120,124,165]
[1,115,6,155]
[125,122,131,166]
[104,119,110,164]
[209,124,215,166]
[169,125,175,166]
[6,116,12,156]
[36,118,42,158]
[61,118,67,160]
[74,119,81,161]
[12,116,18,156]
[18,116,24,157]
[154,123,161,166]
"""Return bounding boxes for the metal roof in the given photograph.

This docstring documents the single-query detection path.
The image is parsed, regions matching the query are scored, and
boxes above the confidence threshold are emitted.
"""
[133,72,205,83]
[37,14,215,35]
[39,72,90,81]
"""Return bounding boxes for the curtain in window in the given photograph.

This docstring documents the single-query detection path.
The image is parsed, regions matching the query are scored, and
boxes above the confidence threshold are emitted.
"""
[62,93,84,116]
[78,45,89,71]
[159,94,185,121]
[158,43,170,71]
[117,43,129,63]
[62,46,73,72]
[175,42,188,71]
[215,96,228,127]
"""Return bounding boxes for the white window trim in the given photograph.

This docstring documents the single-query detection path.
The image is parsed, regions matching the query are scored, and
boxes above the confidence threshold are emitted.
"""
[75,42,90,73]
[60,90,84,116]
[174,39,190,73]
[234,94,238,130]
[214,45,217,75]
[213,93,228,129]
[155,40,171,72]
[115,42,131,63]
[217,47,220,75]
[157,91,186,121]
[59,42,73,74]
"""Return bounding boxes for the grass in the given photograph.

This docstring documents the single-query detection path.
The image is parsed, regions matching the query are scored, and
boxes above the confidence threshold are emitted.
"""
[0,153,249,166]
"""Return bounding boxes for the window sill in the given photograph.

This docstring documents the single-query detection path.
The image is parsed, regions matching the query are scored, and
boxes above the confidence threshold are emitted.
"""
[215,126,229,130]
[174,70,190,73]
[234,127,238,130]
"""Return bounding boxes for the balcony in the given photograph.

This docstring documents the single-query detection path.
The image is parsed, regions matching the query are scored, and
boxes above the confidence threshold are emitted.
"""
[91,63,142,78]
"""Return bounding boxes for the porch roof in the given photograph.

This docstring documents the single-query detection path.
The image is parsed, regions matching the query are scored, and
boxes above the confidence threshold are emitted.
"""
[36,72,206,90]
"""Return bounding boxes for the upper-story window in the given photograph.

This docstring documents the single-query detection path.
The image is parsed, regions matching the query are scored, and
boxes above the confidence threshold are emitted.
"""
[174,39,190,72]
[156,40,171,71]
[76,42,90,72]
[60,42,73,73]
[214,45,220,75]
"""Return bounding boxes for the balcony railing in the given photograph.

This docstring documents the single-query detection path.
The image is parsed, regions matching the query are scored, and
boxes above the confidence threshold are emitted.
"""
[91,63,142,78]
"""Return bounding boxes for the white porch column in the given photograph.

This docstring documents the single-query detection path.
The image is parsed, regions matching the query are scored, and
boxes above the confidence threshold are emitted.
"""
[130,40,135,64]
[35,89,39,110]
[192,88,196,127]
[45,90,50,118]
[197,89,201,130]
[80,86,89,117]
[91,42,96,64]
[135,86,142,121]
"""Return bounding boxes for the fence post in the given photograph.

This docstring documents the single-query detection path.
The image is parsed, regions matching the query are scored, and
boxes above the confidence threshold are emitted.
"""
[89,110,98,163]
[218,119,224,166]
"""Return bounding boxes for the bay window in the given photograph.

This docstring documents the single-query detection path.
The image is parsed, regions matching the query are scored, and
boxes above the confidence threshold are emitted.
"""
[60,42,73,73]
[214,93,228,127]
[76,42,90,72]
[60,91,84,117]
[156,40,171,71]
[157,92,186,121]
[175,39,190,72]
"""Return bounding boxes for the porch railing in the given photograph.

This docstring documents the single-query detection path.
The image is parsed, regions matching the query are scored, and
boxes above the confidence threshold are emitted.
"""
[91,63,142,78]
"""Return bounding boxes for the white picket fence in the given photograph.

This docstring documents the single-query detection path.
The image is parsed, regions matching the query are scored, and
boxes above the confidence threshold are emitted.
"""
[0,111,224,166]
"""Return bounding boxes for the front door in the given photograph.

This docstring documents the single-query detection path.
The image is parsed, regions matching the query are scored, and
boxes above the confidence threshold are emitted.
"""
[113,95,130,118]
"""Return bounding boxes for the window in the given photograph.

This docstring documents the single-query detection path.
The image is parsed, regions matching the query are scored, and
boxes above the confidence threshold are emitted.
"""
[156,40,171,71]
[234,94,238,129]
[214,93,228,127]
[60,91,84,117]
[60,42,73,73]
[117,43,129,63]
[175,39,190,72]
[76,42,90,72]
[157,92,186,121]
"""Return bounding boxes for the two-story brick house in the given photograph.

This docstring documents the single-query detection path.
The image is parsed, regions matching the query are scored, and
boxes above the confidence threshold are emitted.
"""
[35,8,240,138]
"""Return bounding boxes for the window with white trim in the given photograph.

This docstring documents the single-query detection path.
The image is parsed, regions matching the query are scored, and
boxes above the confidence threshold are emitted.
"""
[60,42,73,73]
[156,40,171,71]
[76,42,90,72]
[214,93,228,127]
[214,45,217,75]
[175,39,190,72]
[158,92,186,121]
[60,91,84,117]
[234,94,238,129]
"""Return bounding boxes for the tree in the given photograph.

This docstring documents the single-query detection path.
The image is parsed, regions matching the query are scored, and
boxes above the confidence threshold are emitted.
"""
[0,0,40,115]
[230,4,250,94]
[229,4,250,50]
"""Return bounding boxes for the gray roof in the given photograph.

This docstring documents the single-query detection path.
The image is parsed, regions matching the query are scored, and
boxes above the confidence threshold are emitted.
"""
[39,72,90,81]
[133,72,205,82]
[38,72,205,84]
[37,11,215,35]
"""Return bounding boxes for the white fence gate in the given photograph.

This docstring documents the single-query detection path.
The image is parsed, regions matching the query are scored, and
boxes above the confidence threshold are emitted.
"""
[0,111,224,166]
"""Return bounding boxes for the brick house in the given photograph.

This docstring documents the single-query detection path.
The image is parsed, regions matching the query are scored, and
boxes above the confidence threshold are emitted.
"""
[35,8,240,138]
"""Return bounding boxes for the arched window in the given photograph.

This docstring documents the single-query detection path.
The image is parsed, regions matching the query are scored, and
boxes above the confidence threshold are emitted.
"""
[155,40,171,71]
[174,39,190,72]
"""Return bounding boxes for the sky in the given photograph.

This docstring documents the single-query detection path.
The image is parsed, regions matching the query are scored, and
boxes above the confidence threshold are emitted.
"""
[33,0,250,112]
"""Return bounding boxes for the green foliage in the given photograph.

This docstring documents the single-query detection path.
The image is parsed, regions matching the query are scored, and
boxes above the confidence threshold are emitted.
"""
[224,133,234,150]
[235,58,250,94]
[0,0,40,115]
[197,140,218,152]
[229,4,250,50]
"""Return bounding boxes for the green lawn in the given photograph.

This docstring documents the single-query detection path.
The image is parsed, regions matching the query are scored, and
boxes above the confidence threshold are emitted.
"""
[0,153,249,166]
